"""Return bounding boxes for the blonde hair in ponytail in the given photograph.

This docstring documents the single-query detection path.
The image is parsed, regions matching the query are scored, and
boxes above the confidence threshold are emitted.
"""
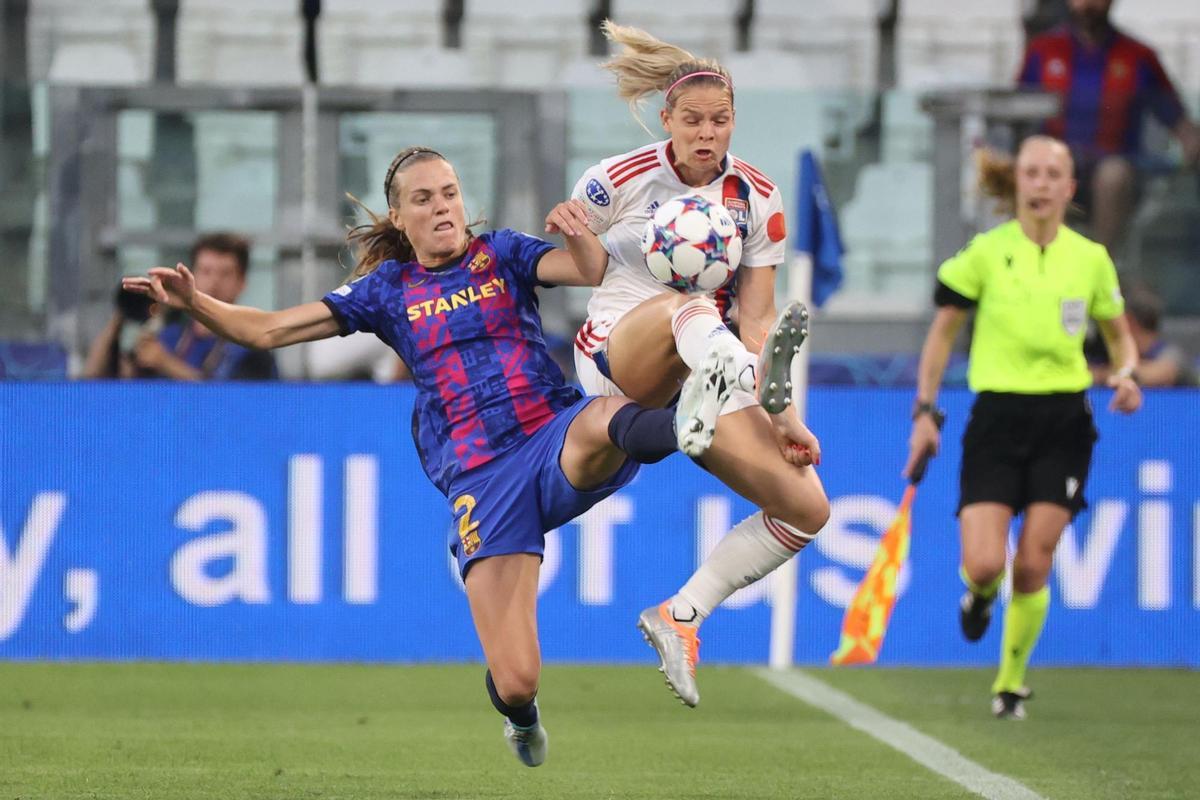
[600,20,733,132]
[976,148,1018,215]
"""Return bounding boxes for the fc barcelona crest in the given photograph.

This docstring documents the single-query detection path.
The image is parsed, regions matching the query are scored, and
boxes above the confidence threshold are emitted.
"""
[454,494,483,556]
[468,250,493,273]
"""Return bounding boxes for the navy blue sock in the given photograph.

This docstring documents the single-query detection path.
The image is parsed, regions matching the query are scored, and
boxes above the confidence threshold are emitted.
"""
[485,670,539,728]
[607,403,677,464]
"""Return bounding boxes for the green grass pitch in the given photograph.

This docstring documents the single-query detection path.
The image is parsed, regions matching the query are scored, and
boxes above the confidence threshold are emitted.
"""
[1,663,1196,799]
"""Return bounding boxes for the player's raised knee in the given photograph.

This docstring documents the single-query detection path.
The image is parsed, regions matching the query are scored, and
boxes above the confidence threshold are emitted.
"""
[795,496,830,537]
[766,495,829,538]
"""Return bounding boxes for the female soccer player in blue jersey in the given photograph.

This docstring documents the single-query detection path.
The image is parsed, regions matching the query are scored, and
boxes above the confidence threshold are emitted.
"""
[905,136,1142,719]
[557,22,830,709]
[123,146,733,768]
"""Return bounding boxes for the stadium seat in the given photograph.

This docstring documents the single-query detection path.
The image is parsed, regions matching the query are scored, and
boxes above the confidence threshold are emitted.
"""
[462,0,591,89]
[748,0,881,91]
[880,90,933,163]
[896,0,1025,90]
[609,0,740,62]
[1111,0,1200,97]
[835,161,933,306]
[1122,173,1200,313]
[27,0,154,84]
[177,0,304,86]
[318,0,474,87]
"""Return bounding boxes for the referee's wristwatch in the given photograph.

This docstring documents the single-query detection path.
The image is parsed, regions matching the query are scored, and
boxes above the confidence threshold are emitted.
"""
[912,401,946,430]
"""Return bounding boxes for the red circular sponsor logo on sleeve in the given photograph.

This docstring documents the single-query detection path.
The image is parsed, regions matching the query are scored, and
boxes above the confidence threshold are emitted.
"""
[767,212,787,243]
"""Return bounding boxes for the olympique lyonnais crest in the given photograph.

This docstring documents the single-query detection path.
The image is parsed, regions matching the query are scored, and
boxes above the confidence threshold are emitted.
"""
[1061,298,1086,336]
[723,197,749,238]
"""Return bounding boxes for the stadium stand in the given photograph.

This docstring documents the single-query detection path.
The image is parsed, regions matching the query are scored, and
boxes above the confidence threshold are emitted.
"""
[319,0,473,87]
[27,0,154,84]
[833,160,933,309]
[744,0,881,91]
[10,0,1200,368]
[609,0,740,62]
[896,0,1026,89]
[462,0,592,89]
[176,0,304,86]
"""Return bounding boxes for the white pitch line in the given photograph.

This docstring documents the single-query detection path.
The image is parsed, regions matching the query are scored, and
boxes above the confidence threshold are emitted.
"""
[754,668,1047,800]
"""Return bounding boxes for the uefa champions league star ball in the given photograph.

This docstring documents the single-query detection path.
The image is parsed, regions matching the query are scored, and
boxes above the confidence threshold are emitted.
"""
[640,194,743,293]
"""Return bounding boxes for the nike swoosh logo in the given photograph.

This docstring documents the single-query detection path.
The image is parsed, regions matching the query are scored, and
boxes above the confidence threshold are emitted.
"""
[407,276,429,288]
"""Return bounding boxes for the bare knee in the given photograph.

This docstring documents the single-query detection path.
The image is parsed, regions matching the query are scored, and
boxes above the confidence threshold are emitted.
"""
[1011,551,1052,593]
[962,553,1006,588]
[765,486,830,537]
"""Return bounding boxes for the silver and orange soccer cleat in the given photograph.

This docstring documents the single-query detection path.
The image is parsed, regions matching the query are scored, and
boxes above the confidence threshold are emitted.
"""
[637,601,702,708]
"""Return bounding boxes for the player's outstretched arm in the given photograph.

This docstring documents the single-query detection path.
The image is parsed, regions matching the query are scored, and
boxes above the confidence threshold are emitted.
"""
[123,262,341,350]
[540,199,609,286]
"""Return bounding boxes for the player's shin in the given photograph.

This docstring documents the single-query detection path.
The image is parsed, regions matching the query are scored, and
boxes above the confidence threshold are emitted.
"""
[669,512,813,625]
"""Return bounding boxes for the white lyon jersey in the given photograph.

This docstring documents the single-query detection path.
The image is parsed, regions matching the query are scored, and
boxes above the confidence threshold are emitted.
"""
[571,139,788,326]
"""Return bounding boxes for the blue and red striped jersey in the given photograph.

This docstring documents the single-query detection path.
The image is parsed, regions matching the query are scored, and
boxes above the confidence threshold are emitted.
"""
[322,229,581,494]
[1017,24,1185,162]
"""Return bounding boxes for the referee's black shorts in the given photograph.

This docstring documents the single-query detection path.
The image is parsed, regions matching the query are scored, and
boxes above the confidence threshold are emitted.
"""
[959,391,1097,518]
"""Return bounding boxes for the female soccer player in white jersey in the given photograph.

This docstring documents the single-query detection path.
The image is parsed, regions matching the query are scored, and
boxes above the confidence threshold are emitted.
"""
[555,22,831,708]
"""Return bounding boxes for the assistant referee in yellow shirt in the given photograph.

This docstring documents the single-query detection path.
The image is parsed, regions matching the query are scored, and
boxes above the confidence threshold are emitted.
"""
[904,135,1142,720]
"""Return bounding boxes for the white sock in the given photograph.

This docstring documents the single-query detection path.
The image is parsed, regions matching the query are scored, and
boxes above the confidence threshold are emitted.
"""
[669,512,814,627]
[670,298,756,392]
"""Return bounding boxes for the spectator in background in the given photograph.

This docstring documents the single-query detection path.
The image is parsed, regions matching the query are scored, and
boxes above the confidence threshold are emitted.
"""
[1017,0,1200,252]
[81,284,158,379]
[1092,285,1196,387]
[83,233,276,380]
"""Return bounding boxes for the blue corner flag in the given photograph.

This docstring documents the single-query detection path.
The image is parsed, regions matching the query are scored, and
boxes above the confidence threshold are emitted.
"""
[793,150,845,308]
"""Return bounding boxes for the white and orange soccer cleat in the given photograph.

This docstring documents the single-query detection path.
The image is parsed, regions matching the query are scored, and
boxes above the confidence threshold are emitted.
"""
[637,602,701,707]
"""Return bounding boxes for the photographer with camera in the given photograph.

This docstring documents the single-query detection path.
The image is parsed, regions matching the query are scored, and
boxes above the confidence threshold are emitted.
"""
[82,233,276,381]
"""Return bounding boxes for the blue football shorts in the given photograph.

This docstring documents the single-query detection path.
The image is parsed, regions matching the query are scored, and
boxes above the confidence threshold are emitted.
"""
[445,396,639,578]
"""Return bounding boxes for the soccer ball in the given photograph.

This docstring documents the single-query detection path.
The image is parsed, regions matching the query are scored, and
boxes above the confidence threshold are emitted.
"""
[640,194,742,293]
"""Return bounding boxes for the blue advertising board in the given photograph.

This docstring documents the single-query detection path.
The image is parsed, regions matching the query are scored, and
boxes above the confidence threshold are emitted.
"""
[1,384,1196,666]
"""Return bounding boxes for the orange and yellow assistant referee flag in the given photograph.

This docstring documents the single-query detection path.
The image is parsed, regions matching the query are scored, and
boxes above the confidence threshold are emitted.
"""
[830,452,930,666]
